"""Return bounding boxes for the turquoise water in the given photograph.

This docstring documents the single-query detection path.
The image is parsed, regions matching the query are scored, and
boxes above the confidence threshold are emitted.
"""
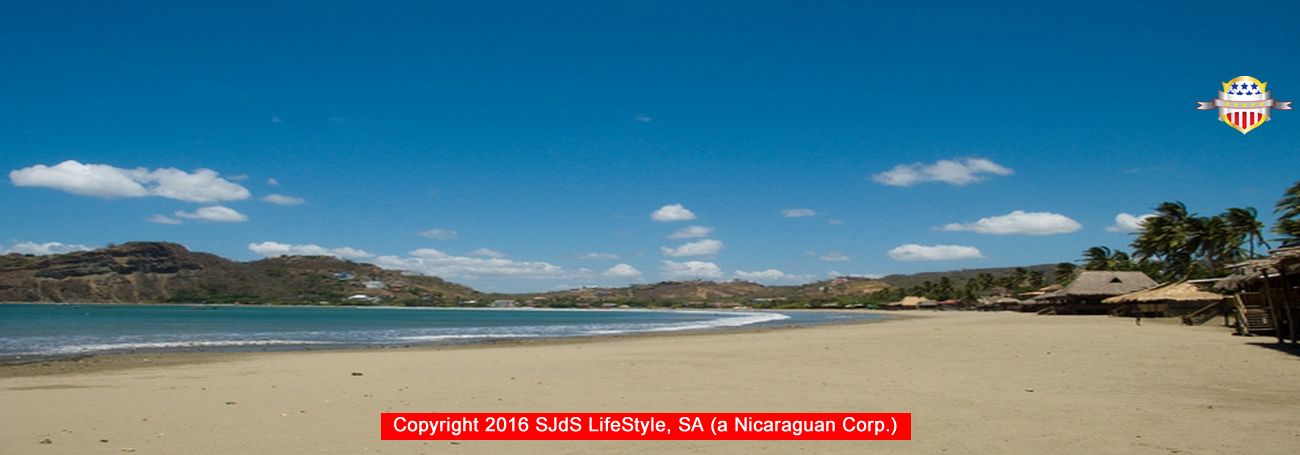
[0,304,879,360]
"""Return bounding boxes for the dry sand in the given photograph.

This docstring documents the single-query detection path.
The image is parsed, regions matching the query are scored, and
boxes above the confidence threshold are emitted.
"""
[2,311,1299,454]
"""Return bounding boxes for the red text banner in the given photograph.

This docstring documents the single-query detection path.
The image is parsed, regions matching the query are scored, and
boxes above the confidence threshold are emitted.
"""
[381,412,911,441]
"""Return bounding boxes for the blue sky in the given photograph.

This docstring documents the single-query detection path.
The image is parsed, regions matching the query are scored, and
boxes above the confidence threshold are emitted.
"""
[2,0,1299,292]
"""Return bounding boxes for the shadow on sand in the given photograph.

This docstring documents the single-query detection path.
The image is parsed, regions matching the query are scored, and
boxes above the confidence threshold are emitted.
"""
[1249,341,1300,359]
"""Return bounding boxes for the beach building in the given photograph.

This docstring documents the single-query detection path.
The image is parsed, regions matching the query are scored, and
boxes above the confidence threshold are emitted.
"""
[977,297,1022,311]
[346,294,378,303]
[363,280,385,289]
[1035,271,1157,315]
[1216,246,1300,342]
[1102,281,1225,320]
[883,296,935,310]
[1018,284,1062,300]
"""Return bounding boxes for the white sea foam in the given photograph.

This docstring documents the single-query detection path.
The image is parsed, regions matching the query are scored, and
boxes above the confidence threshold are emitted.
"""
[1,306,802,358]
[16,339,329,356]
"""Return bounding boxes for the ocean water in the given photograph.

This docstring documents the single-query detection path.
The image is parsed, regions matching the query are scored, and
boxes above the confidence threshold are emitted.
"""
[0,304,879,360]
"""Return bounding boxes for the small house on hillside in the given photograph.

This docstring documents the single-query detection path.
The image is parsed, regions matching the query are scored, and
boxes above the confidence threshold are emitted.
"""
[1036,271,1157,314]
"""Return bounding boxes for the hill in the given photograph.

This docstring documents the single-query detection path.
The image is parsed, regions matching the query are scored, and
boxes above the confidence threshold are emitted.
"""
[0,242,478,304]
[522,276,894,307]
[0,241,1066,307]
[877,264,1059,289]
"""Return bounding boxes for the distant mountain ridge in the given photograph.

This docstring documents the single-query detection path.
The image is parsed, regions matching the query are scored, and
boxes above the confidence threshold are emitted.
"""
[877,264,1059,289]
[521,276,894,305]
[0,242,477,304]
[1,241,1059,306]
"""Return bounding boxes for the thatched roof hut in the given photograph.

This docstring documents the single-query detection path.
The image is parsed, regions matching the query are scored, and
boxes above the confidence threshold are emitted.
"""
[1102,281,1224,304]
[1216,247,1300,291]
[1040,271,1157,300]
[1035,271,1157,315]
[1018,284,1063,299]
[888,296,929,308]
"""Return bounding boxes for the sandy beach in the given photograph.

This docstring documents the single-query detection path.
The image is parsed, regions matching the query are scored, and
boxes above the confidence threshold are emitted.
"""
[2,311,1298,454]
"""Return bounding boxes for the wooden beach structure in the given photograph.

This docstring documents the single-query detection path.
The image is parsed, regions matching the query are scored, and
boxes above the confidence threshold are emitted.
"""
[1034,271,1157,315]
[1215,247,1300,343]
[1101,281,1226,321]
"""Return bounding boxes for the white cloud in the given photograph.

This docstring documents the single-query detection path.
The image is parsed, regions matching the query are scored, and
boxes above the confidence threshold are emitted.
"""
[651,203,696,222]
[888,244,983,261]
[262,194,305,206]
[146,214,183,225]
[871,157,1014,187]
[734,269,813,284]
[940,210,1082,235]
[142,167,251,202]
[602,263,643,279]
[2,241,93,256]
[10,161,148,198]
[633,113,653,123]
[419,228,459,240]
[10,160,250,202]
[1107,213,1155,233]
[467,248,507,258]
[818,251,851,261]
[661,239,723,257]
[267,178,279,186]
[827,219,844,225]
[781,208,816,218]
[174,206,249,223]
[668,225,714,239]
[247,241,375,259]
[576,252,620,260]
[373,249,568,279]
[660,260,723,280]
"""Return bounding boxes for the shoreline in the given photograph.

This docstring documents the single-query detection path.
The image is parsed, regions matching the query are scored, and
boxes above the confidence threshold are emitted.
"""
[4,311,1298,453]
[0,309,901,378]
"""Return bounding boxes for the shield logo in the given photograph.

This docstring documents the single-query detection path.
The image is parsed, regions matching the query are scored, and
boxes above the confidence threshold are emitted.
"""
[1197,76,1291,134]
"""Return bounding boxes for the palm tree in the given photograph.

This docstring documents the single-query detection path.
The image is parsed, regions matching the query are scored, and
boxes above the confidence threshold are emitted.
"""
[1054,262,1077,285]
[1011,267,1030,290]
[936,277,954,300]
[1027,270,1045,289]
[1082,246,1113,270]
[1107,251,1136,271]
[963,278,979,297]
[1225,207,1271,258]
[1277,219,1300,248]
[1190,215,1239,275]
[1133,201,1200,279]
[1276,180,1300,247]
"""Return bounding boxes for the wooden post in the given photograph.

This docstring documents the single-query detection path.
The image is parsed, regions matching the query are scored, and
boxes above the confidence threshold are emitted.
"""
[1281,266,1298,344]
[1260,267,1282,343]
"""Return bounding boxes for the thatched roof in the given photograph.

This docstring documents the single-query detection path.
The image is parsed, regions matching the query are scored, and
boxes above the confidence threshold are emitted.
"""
[1102,281,1224,304]
[1040,271,1157,299]
[890,296,929,307]
[1215,246,1300,291]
